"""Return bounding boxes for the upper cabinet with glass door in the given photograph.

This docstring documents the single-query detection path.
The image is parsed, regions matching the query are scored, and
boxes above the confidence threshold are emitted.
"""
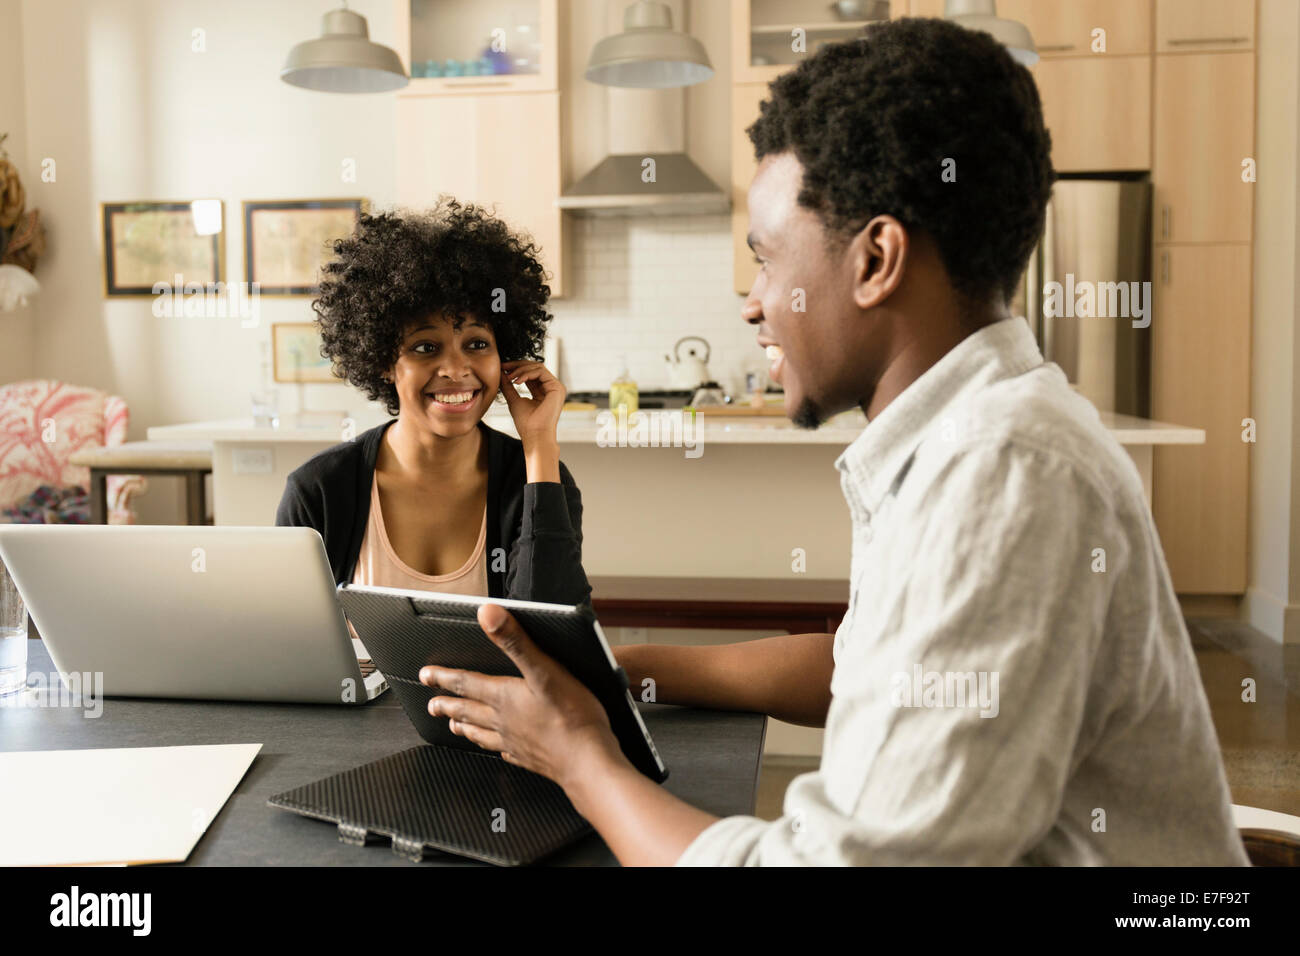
[732,0,908,83]
[907,0,1153,55]
[395,0,558,95]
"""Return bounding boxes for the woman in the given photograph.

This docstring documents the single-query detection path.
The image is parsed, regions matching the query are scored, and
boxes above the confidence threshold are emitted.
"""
[275,199,590,608]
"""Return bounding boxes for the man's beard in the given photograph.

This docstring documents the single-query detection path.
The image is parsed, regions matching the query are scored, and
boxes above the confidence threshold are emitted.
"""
[791,397,826,430]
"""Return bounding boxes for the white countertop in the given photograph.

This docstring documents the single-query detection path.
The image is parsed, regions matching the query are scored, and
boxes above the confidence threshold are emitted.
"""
[149,418,361,443]
[148,409,1205,447]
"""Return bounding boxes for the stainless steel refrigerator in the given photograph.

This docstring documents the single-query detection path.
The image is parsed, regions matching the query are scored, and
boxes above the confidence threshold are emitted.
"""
[1015,178,1153,418]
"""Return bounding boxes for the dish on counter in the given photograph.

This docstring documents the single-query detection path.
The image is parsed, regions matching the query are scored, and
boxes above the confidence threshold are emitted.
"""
[561,401,599,420]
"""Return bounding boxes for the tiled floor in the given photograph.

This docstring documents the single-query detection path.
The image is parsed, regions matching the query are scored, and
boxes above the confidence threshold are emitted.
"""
[753,617,1300,822]
[1186,617,1300,817]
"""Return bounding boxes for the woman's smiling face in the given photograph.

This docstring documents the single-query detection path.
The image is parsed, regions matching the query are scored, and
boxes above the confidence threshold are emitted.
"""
[390,314,502,438]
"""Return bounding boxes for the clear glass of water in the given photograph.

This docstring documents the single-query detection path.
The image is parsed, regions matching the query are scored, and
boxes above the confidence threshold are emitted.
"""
[0,556,27,697]
[251,391,280,429]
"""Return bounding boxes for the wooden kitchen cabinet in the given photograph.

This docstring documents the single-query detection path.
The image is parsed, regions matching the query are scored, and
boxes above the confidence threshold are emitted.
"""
[1148,16,1257,595]
[1156,0,1255,53]
[906,0,1151,52]
[1151,243,1252,594]
[395,0,559,94]
[983,0,1152,55]
[395,92,568,296]
[1033,55,1150,171]
[1153,52,1255,243]
[732,0,909,84]
[907,0,1155,57]
[904,0,945,15]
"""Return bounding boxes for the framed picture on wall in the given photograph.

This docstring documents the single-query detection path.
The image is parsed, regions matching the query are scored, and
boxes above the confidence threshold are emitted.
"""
[101,200,224,297]
[243,198,366,296]
[272,322,336,383]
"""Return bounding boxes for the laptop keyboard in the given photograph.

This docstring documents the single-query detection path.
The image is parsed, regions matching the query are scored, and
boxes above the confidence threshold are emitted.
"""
[358,658,377,677]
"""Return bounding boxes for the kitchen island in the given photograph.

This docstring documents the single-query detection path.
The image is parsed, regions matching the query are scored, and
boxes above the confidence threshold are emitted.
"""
[148,409,1203,581]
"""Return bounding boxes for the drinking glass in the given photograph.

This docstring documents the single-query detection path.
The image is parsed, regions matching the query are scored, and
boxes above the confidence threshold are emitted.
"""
[0,556,28,697]
[251,391,280,429]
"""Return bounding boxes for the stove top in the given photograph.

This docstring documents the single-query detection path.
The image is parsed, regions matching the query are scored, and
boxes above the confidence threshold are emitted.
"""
[566,389,695,409]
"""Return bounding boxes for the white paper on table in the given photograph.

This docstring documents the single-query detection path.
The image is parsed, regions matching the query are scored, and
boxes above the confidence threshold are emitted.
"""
[0,743,261,866]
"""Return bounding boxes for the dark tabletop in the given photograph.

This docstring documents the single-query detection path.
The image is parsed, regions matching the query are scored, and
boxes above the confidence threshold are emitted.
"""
[5,641,767,866]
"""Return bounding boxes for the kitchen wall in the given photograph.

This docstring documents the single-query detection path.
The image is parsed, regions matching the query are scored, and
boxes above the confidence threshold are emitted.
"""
[549,213,763,395]
[12,0,401,521]
[0,0,36,385]
[1247,0,1300,643]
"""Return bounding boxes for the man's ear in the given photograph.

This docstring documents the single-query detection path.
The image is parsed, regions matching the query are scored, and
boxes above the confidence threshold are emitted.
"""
[847,215,908,311]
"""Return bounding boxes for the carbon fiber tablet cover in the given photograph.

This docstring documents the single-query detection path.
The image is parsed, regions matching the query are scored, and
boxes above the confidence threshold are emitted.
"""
[268,745,591,866]
[267,587,667,865]
[336,586,667,782]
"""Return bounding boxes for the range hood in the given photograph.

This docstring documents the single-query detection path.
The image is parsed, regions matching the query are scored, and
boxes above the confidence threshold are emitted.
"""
[558,152,728,215]
[558,1,727,216]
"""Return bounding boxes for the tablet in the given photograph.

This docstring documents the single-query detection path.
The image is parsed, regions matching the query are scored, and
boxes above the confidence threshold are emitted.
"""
[335,584,668,783]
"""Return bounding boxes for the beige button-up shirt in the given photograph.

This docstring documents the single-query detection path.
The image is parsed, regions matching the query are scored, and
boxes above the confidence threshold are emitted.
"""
[677,317,1247,866]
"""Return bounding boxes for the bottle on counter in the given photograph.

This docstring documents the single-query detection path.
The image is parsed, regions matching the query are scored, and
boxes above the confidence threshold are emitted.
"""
[609,357,639,420]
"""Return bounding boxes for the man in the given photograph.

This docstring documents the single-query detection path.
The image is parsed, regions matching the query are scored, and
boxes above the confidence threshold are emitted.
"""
[417,17,1248,865]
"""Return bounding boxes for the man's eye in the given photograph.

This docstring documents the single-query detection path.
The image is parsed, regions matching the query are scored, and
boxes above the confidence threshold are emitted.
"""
[468,339,492,350]
[412,342,436,354]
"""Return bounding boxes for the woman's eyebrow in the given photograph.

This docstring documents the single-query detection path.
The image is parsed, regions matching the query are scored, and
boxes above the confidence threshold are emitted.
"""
[404,319,490,337]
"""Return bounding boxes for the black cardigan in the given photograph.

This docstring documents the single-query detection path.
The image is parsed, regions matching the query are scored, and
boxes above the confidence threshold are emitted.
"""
[275,420,592,607]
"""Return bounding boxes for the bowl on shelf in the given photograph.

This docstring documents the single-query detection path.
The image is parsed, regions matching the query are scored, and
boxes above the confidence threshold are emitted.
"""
[829,0,891,21]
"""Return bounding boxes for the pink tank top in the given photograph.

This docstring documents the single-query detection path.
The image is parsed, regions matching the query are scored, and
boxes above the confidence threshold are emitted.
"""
[351,472,489,596]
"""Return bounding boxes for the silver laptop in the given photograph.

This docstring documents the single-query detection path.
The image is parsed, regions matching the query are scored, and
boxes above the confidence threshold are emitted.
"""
[0,525,388,704]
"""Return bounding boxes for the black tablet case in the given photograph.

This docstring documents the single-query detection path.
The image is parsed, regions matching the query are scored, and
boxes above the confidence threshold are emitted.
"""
[268,587,667,866]
[269,744,590,866]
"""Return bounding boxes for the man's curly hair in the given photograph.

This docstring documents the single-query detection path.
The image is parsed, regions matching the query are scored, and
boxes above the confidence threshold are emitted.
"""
[747,17,1055,306]
[313,198,552,415]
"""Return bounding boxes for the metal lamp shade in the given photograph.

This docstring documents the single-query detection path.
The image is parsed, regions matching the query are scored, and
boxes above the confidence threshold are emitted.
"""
[281,8,409,93]
[586,0,713,89]
[945,0,1038,66]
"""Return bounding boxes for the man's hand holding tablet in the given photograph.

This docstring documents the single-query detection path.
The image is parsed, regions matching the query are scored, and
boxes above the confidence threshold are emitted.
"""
[419,603,722,866]
[420,603,621,787]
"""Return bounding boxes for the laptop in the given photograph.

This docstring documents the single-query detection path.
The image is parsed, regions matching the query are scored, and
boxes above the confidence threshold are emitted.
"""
[0,525,388,704]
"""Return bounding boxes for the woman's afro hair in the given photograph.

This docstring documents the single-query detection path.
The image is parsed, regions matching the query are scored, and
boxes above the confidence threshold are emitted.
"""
[312,197,552,415]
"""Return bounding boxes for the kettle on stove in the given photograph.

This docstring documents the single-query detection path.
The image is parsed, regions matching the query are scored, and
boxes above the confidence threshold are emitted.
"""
[665,336,712,390]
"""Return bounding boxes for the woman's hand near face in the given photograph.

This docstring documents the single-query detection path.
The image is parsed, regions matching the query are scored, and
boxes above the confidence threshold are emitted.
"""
[500,360,564,482]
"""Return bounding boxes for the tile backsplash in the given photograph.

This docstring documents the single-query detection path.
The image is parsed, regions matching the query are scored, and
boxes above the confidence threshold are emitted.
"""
[548,214,769,396]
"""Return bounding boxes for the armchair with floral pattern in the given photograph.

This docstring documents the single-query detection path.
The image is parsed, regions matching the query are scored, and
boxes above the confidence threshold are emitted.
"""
[0,380,145,524]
